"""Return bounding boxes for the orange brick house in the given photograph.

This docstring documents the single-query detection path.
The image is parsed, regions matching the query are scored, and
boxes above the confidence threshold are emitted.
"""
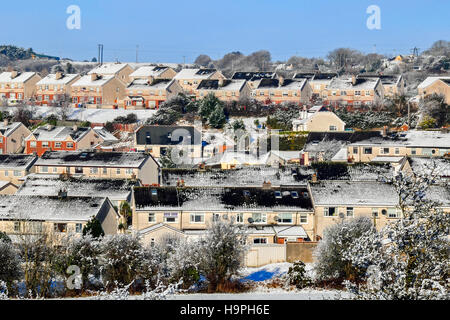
[122,79,183,109]
[35,72,80,106]
[88,63,134,84]
[195,79,252,102]
[25,125,105,156]
[71,74,127,108]
[252,77,312,105]
[0,121,32,154]
[0,71,41,103]
[173,68,226,94]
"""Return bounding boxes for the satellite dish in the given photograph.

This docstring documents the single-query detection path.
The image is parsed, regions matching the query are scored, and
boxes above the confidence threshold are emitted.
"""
[273,216,279,222]
[339,212,345,219]
[248,217,254,224]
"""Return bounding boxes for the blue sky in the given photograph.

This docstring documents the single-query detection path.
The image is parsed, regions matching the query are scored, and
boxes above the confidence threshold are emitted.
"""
[0,0,448,63]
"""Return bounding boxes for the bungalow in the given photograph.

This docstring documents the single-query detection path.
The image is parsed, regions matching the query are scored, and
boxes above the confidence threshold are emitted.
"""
[71,73,127,108]
[173,68,226,94]
[292,106,346,132]
[134,125,202,159]
[88,63,134,84]
[195,79,251,102]
[0,120,32,154]
[324,75,384,108]
[0,195,120,239]
[0,71,41,103]
[132,185,314,245]
[123,79,182,109]
[33,151,160,185]
[25,125,104,156]
[252,77,312,105]
[35,72,80,106]
[417,76,450,104]
[0,154,37,185]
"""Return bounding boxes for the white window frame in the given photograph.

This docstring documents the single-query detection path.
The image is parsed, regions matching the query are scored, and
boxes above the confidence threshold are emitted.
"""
[164,212,178,223]
[190,213,205,224]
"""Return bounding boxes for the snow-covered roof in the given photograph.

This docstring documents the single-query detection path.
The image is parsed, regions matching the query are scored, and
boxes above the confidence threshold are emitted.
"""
[371,156,405,163]
[130,66,170,78]
[349,130,450,148]
[268,151,302,161]
[204,151,269,167]
[255,78,307,90]
[72,74,115,87]
[327,77,380,90]
[138,222,185,236]
[16,175,135,201]
[93,127,119,143]
[35,151,153,168]
[0,195,110,222]
[127,79,173,90]
[88,63,129,75]
[36,73,79,86]
[0,154,37,170]
[0,121,23,137]
[417,76,450,89]
[0,180,16,190]
[273,225,307,238]
[331,148,348,162]
[173,68,218,80]
[309,180,399,206]
[0,71,37,83]
[197,79,246,91]
[30,125,91,142]
[409,157,450,178]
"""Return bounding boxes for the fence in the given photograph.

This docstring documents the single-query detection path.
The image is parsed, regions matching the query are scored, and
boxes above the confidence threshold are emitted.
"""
[286,242,318,264]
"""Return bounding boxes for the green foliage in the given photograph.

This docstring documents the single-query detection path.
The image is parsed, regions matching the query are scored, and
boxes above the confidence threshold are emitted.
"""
[418,116,437,129]
[230,119,246,132]
[0,231,11,243]
[82,217,105,238]
[79,121,91,128]
[287,261,312,289]
[277,134,308,151]
[334,109,393,130]
[208,104,227,129]
[0,45,34,60]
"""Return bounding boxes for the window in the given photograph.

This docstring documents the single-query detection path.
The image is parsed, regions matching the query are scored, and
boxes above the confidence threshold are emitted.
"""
[30,141,37,148]
[395,148,400,155]
[278,213,293,224]
[332,91,336,96]
[355,91,361,96]
[67,142,74,149]
[55,142,62,148]
[252,213,267,224]
[329,125,337,131]
[340,91,346,96]
[300,213,308,224]
[381,147,390,154]
[150,238,156,247]
[53,223,67,233]
[13,170,21,177]
[388,208,400,218]
[126,168,133,175]
[372,208,379,217]
[164,212,178,223]
[148,213,155,223]
[411,148,417,155]
[90,167,98,174]
[14,221,20,232]
[190,213,205,223]
[363,147,372,154]
[4,171,8,176]
[353,147,358,154]
[324,207,337,217]
[366,90,370,95]
[236,213,244,223]
[116,168,121,174]
[253,238,267,244]
[41,166,49,173]
[213,213,220,222]
[75,223,83,233]
[346,207,354,217]
[42,141,49,148]
[75,167,83,174]
[103,168,107,174]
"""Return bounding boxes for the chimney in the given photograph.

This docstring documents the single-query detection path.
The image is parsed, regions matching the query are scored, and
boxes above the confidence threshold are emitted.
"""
[58,189,68,199]
[72,125,78,132]
[278,75,284,86]
[55,72,63,80]
[46,124,54,131]
[3,119,8,126]
[91,73,99,81]
[351,75,356,85]
[382,125,388,137]
[10,70,18,79]
[311,173,318,183]
[218,78,224,87]
[262,180,272,189]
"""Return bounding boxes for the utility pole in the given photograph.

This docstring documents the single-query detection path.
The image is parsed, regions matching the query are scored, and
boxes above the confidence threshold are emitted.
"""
[97,44,104,65]
[136,45,139,63]
[183,55,186,68]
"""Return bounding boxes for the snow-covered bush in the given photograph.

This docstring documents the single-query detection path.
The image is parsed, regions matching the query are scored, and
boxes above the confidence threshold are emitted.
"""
[197,218,248,292]
[0,239,22,292]
[287,261,312,289]
[343,173,450,300]
[0,281,9,300]
[314,217,376,283]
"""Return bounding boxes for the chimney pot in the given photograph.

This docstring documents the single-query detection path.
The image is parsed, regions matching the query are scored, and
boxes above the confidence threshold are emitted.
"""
[91,73,99,81]
[10,70,18,79]
[278,75,284,86]
[55,72,63,80]
[351,75,356,85]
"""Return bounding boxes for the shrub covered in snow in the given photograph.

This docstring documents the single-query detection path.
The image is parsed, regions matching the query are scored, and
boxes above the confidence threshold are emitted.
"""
[314,217,376,284]
[0,239,22,294]
[286,261,312,289]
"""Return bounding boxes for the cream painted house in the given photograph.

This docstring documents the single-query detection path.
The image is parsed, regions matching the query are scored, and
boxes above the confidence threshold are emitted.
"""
[33,151,160,185]
[0,154,37,185]
[358,74,405,97]
[88,63,134,84]
[0,195,120,240]
[252,77,312,105]
[293,72,337,96]
[0,71,41,103]
[292,106,346,132]
[173,68,226,94]
[417,76,450,104]
[231,72,276,89]
[71,74,127,107]
[122,79,182,109]
[129,65,177,82]
[195,79,251,102]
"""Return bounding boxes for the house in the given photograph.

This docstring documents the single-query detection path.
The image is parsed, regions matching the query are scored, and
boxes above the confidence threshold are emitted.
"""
[252,77,312,105]
[134,125,202,158]
[417,76,450,104]
[358,74,405,97]
[0,195,120,240]
[132,185,314,245]
[0,71,41,103]
[324,75,384,108]
[35,72,80,106]
[88,63,134,84]
[293,72,337,96]
[25,125,104,156]
[0,154,37,185]
[71,73,127,108]
[33,151,160,185]
[0,120,32,154]
[292,106,346,132]
[173,68,226,94]
[347,130,450,163]
[129,65,177,82]
[16,174,138,208]
[266,151,302,166]
[0,181,18,195]
[123,79,182,109]
[231,72,276,89]
[308,180,450,240]
[195,79,251,102]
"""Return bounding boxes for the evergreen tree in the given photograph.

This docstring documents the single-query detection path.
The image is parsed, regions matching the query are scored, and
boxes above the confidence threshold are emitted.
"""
[83,217,105,238]
[208,104,227,129]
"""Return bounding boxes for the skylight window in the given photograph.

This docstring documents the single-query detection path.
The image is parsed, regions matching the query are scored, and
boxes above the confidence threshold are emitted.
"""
[274,191,282,199]
[243,190,251,197]
[291,191,299,199]
[151,189,157,196]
